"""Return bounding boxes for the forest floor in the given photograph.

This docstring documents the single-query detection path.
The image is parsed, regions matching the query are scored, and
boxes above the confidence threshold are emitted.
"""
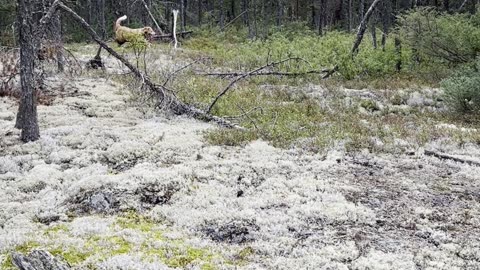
[1,45,480,269]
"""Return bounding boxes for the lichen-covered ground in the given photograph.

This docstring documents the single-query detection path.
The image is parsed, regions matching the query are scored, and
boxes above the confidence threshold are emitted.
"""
[1,51,480,269]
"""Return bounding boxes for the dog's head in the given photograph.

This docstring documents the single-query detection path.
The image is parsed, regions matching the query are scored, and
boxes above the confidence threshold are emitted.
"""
[142,27,156,38]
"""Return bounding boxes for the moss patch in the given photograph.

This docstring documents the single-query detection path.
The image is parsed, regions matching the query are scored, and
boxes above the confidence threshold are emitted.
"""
[4,213,231,269]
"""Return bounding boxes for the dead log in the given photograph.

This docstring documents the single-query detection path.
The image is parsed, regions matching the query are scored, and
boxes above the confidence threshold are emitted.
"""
[55,2,240,129]
[152,31,193,41]
[12,250,71,270]
[424,150,480,167]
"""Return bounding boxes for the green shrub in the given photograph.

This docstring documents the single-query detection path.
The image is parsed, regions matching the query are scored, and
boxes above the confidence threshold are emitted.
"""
[441,69,480,114]
[397,8,480,66]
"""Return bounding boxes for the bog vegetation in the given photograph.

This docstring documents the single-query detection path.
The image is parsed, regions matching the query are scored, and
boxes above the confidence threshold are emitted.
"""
[0,0,479,151]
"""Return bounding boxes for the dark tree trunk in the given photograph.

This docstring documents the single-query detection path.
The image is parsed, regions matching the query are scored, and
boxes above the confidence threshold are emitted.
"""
[277,0,283,26]
[198,0,203,25]
[231,0,236,21]
[395,37,402,71]
[317,0,325,35]
[182,0,187,31]
[15,0,40,142]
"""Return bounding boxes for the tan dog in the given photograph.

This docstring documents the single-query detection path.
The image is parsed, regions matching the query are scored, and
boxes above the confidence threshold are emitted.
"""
[114,15,156,46]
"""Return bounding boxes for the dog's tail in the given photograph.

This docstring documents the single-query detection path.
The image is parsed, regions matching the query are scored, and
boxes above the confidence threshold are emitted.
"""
[115,15,128,31]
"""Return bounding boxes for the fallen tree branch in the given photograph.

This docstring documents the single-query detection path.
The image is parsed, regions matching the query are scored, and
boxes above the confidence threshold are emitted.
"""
[424,150,480,167]
[207,57,312,113]
[163,59,204,86]
[223,10,247,30]
[198,69,332,78]
[56,2,241,129]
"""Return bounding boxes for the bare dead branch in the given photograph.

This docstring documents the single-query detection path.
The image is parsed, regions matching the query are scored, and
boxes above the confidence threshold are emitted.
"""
[207,57,311,113]
[198,69,332,78]
[163,59,204,86]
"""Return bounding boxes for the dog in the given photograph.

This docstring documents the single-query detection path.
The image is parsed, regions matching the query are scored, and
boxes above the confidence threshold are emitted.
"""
[114,15,156,46]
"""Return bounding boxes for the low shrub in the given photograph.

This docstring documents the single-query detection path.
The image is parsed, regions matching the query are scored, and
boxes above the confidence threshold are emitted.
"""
[441,68,480,114]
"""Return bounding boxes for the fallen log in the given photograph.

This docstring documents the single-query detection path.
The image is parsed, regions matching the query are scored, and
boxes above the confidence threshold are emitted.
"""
[12,250,71,270]
[152,31,193,41]
[424,150,480,167]
[56,2,240,129]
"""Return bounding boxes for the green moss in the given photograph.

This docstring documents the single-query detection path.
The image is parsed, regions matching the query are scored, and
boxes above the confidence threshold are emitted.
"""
[1,254,15,270]
[116,212,153,229]
[49,247,92,265]
[44,224,69,235]
[14,241,41,253]
[360,99,380,112]
[163,247,214,268]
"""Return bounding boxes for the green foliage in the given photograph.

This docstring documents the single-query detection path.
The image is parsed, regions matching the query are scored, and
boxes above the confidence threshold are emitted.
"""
[185,27,412,81]
[441,66,480,114]
[397,8,480,65]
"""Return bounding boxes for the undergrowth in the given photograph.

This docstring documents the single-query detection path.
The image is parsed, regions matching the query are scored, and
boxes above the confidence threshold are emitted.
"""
[108,15,480,153]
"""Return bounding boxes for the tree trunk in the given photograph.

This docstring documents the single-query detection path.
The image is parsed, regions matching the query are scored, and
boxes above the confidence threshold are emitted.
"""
[97,0,106,39]
[52,11,64,72]
[395,36,402,71]
[15,0,40,142]
[182,0,187,31]
[220,0,225,29]
[276,0,283,26]
[198,0,203,25]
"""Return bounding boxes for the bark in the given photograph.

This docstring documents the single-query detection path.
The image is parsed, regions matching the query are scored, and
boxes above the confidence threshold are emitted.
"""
[351,0,382,57]
[15,0,40,142]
